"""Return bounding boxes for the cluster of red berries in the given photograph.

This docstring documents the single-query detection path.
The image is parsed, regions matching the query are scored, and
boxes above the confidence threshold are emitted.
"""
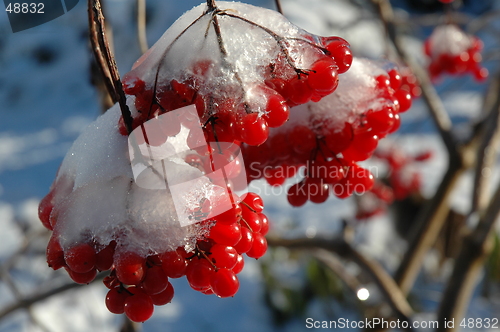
[242,62,412,206]
[354,148,432,220]
[40,190,269,322]
[424,24,488,81]
[121,36,352,147]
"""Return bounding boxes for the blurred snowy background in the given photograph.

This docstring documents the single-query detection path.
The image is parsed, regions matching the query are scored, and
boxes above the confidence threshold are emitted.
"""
[0,0,499,331]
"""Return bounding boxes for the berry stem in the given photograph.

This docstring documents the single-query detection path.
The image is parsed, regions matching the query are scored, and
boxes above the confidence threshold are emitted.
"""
[207,0,217,11]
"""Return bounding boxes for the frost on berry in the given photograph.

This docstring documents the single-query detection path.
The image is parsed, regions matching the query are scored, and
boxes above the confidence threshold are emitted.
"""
[424,24,488,81]
[120,1,352,146]
[243,57,411,205]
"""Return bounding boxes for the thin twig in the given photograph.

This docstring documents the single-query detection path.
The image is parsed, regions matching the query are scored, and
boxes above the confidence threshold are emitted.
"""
[89,0,133,133]
[267,236,413,322]
[274,0,283,15]
[470,74,500,214]
[137,0,148,54]
[312,248,362,296]
[372,0,459,159]
[0,273,106,320]
[88,0,115,105]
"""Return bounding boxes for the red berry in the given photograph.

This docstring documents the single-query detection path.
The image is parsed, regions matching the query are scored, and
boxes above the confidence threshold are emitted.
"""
[124,290,154,322]
[115,252,146,285]
[264,94,290,128]
[238,113,269,146]
[209,244,238,269]
[105,287,129,314]
[246,233,267,259]
[210,268,239,298]
[95,242,116,271]
[234,227,254,254]
[232,254,245,274]
[150,281,174,306]
[186,259,214,290]
[142,265,169,295]
[324,122,353,154]
[307,58,339,93]
[209,221,242,246]
[160,250,188,278]
[46,235,65,270]
[394,90,412,113]
[38,191,54,230]
[64,243,96,274]
[258,213,270,235]
[66,267,97,284]
[342,132,378,162]
[242,193,264,212]
[241,207,262,233]
[287,182,308,207]
[324,38,352,74]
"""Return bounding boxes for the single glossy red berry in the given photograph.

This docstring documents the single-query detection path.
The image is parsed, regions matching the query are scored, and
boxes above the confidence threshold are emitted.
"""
[64,243,96,274]
[124,290,154,323]
[210,268,239,298]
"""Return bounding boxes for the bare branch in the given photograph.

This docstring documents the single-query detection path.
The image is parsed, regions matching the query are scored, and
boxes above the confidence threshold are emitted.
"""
[470,74,500,214]
[0,273,106,320]
[274,0,283,15]
[372,0,459,160]
[437,177,500,331]
[137,0,148,54]
[88,0,133,133]
[267,236,413,321]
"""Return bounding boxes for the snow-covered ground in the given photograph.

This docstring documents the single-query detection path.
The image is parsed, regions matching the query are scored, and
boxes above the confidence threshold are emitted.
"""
[0,0,499,331]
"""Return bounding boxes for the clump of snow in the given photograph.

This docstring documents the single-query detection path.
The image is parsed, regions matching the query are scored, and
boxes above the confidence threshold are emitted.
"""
[51,102,223,255]
[280,57,391,134]
[428,25,472,56]
[127,1,327,116]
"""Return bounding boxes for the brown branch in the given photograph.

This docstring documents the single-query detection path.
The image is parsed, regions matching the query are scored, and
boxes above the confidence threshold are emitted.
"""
[372,0,459,160]
[0,272,106,320]
[267,236,413,322]
[137,0,148,54]
[470,74,500,214]
[437,179,500,331]
[394,164,464,294]
[312,248,362,296]
[88,0,133,133]
[274,0,283,15]
[119,316,140,332]
[372,0,474,296]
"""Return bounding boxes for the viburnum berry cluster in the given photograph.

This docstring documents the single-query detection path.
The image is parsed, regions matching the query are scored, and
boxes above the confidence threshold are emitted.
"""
[424,24,488,81]
[38,0,356,323]
[242,58,413,206]
[354,147,432,220]
[120,1,352,146]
